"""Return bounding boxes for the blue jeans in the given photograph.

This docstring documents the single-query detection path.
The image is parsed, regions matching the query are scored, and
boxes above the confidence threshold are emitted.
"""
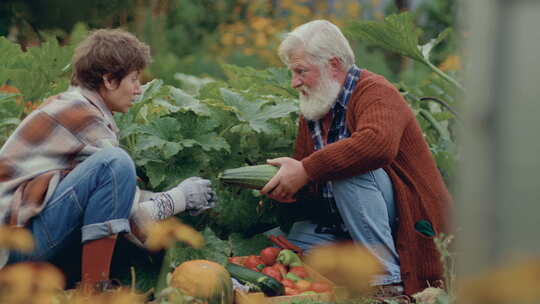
[7,147,136,263]
[285,168,401,285]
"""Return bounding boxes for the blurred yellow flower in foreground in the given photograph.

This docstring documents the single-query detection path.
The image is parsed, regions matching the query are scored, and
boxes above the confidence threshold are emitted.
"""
[304,242,383,295]
[0,225,34,252]
[459,258,540,304]
[439,55,462,72]
[61,288,145,304]
[0,262,65,304]
[145,217,204,251]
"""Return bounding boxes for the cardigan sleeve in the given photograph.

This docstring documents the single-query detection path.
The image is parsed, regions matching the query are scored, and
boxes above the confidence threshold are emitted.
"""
[292,117,310,161]
[301,85,412,182]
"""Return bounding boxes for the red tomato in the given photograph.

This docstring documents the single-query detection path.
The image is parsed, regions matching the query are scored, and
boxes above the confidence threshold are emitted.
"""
[244,255,265,270]
[281,278,296,289]
[289,266,309,279]
[285,287,300,296]
[260,247,281,266]
[228,256,244,266]
[262,266,282,281]
[310,281,332,293]
[272,263,288,277]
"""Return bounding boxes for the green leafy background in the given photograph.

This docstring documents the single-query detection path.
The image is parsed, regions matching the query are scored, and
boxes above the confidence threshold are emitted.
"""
[0,10,460,295]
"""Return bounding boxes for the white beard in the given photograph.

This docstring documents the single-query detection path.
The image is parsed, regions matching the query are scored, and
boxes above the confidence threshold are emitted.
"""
[298,72,342,121]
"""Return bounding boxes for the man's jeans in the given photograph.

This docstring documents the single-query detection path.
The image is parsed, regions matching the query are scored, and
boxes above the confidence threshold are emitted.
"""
[8,147,136,263]
[286,168,402,285]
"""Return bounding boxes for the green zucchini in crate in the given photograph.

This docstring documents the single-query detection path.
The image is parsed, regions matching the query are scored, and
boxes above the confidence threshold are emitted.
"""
[219,164,278,190]
[225,262,285,296]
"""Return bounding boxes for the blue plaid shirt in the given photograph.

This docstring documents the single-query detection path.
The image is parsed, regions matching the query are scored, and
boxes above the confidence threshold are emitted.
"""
[307,65,361,199]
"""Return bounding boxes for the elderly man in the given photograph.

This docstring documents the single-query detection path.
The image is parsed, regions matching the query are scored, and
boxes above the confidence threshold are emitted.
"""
[261,20,451,296]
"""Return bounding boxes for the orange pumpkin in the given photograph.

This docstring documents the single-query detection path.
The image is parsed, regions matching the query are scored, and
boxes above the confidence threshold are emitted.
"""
[170,260,233,304]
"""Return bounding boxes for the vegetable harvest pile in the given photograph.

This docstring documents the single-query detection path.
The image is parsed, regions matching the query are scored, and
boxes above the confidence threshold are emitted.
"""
[167,247,333,303]
[227,248,332,297]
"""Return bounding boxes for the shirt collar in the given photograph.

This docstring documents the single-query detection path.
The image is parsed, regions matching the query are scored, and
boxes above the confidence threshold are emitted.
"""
[333,64,360,110]
[75,86,120,134]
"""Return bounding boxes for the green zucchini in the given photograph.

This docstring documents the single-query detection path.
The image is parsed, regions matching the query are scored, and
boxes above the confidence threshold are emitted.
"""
[218,164,278,190]
[225,262,285,296]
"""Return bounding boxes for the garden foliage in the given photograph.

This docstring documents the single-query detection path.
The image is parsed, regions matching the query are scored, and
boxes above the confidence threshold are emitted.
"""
[0,11,460,295]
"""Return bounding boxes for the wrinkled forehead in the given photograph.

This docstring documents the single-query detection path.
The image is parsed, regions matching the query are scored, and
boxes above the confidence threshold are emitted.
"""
[287,49,314,69]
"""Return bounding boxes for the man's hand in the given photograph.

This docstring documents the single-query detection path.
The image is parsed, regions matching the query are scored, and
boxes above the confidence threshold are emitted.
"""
[260,157,309,202]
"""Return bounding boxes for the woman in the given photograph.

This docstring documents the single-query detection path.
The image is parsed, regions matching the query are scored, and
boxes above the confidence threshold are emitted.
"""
[0,29,215,291]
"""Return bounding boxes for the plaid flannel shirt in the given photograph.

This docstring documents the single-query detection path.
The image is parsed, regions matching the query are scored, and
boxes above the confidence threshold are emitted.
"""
[307,65,362,199]
[0,87,120,226]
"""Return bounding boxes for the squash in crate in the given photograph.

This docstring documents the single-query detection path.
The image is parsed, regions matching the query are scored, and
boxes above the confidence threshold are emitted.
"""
[170,259,234,304]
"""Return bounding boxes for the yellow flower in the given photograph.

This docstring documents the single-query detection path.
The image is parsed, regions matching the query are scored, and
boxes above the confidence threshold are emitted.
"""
[243,48,255,56]
[0,262,65,304]
[347,2,362,18]
[66,287,146,304]
[304,242,383,295]
[281,0,294,10]
[145,217,204,251]
[0,225,34,253]
[251,17,270,31]
[291,4,311,17]
[439,55,462,71]
[235,36,246,46]
[254,32,268,47]
[374,11,384,21]
[264,25,277,35]
[459,258,540,303]
[221,32,235,46]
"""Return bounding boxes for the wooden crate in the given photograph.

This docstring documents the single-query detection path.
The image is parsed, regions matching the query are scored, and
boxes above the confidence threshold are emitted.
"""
[235,289,334,304]
[232,257,347,304]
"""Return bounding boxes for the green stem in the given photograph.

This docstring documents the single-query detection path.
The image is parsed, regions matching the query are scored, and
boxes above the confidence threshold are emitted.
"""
[425,60,465,93]
[418,109,451,140]
[155,247,174,295]
[128,134,137,152]
[419,97,460,119]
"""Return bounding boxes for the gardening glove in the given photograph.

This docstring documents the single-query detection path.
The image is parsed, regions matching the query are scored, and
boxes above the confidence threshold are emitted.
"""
[176,177,217,216]
[132,177,216,222]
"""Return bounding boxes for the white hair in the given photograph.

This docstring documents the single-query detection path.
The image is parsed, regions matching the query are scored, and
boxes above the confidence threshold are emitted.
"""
[278,20,355,70]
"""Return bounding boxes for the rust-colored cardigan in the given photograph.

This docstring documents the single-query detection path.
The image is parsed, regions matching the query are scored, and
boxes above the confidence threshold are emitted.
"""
[293,70,452,295]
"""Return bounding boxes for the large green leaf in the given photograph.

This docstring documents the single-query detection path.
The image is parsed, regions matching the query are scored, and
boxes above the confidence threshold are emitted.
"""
[192,133,230,152]
[170,113,230,153]
[345,12,425,63]
[222,64,296,98]
[174,72,215,96]
[0,37,23,66]
[420,28,452,61]
[220,88,297,133]
[168,87,211,116]
[0,37,23,85]
[345,12,464,91]
[9,40,72,101]
[137,79,165,103]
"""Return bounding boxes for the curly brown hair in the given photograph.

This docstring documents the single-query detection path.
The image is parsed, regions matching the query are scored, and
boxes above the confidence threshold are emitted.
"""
[71,29,151,90]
